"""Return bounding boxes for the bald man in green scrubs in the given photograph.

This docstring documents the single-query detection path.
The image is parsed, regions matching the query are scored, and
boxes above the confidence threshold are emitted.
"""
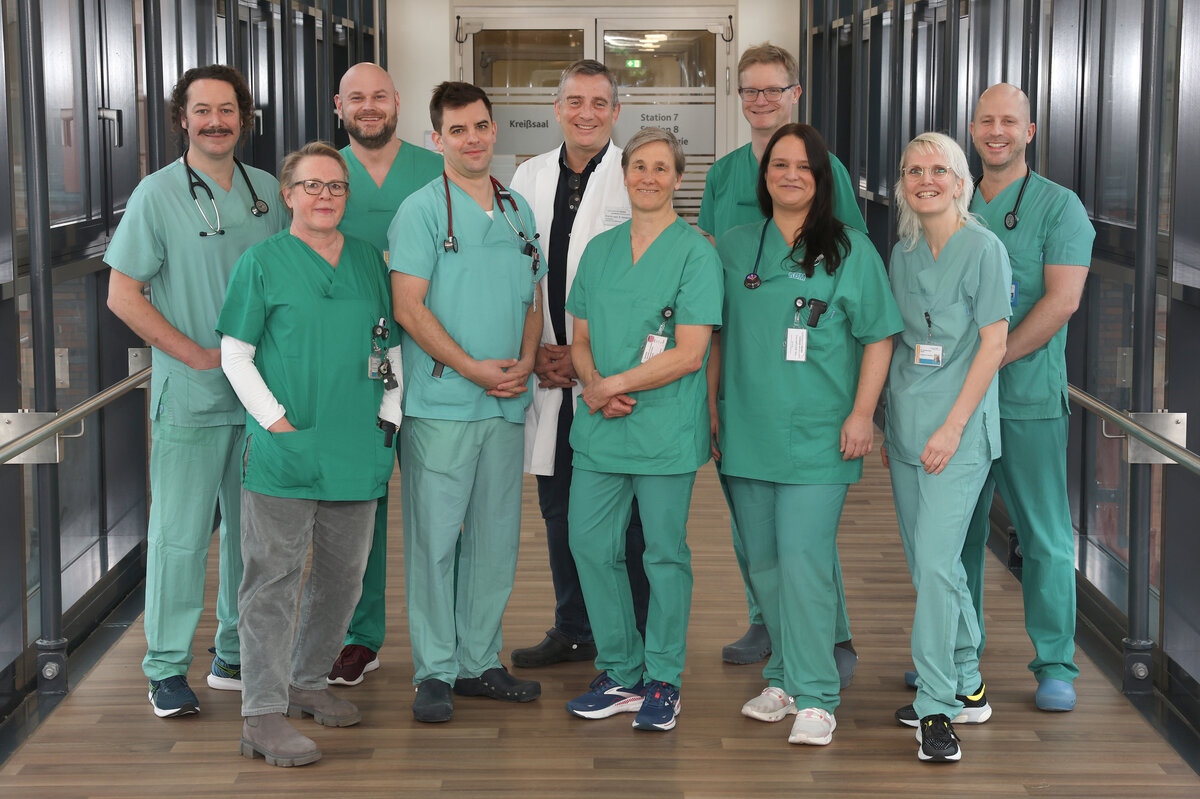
[963,83,1095,712]
[327,63,443,688]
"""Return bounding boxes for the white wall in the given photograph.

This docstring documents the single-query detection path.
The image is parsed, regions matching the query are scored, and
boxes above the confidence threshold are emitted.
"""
[385,0,803,153]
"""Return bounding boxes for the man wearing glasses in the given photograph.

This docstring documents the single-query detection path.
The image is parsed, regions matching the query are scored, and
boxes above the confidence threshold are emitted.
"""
[698,43,863,683]
[508,60,651,669]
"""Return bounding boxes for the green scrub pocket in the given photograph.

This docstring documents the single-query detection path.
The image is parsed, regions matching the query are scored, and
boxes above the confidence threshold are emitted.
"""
[245,429,322,491]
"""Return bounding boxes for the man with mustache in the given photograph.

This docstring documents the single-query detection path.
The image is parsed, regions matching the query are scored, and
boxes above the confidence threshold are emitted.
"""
[105,65,287,717]
[326,62,443,688]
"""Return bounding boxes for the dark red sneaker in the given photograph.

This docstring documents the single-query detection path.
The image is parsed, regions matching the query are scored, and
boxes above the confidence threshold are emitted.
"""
[326,645,379,686]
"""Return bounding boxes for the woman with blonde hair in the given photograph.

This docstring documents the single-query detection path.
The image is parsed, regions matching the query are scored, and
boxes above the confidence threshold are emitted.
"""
[882,132,1011,763]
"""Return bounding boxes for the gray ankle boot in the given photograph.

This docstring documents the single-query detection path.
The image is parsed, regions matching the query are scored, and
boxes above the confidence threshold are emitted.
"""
[287,686,361,727]
[240,712,321,767]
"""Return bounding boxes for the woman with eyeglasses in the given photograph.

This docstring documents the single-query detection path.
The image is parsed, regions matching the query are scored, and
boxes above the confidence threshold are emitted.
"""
[882,132,1011,763]
[708,123,902,746]
[217,141,400,767]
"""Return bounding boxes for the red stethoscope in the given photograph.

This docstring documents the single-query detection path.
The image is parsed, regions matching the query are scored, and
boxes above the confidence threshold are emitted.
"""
[442,173,539,272]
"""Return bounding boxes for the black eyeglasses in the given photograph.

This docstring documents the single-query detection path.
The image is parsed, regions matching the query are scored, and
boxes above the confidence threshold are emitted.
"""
[737,85,797,102]
[291,179,350,196]
[567,172,583,212]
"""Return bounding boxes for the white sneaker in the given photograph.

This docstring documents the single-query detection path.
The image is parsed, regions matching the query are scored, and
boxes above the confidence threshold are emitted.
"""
[788,707,836,745]
[741,686,797,722]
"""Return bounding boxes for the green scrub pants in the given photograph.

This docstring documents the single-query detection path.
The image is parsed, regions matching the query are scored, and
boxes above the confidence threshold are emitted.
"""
[721,473,852,641]
[343,450,401,653]
[890,457,989,720]
[142,417,244,680]
[568,469,696,689]
[400,417,523,685]
[963,415,1079,683]
[725,477,847,712]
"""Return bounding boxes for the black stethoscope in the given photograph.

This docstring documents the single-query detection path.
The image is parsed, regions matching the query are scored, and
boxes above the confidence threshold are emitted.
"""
[743,219,771,289]
[743,218,823,289]
[442,173,540,271]
[185,152,269,237]
[976,167,1031,231]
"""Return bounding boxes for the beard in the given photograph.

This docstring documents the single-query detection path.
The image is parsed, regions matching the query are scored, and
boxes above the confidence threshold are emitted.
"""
[345,113,397,149]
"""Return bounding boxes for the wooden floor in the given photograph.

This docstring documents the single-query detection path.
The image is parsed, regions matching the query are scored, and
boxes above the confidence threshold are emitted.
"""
[3,434,1199,798]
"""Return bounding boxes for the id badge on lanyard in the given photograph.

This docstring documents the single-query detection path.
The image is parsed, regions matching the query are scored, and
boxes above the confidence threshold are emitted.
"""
[785,297,808,362]
[784,297,830,362]
[915,311,944,367]
[641,307,673,363]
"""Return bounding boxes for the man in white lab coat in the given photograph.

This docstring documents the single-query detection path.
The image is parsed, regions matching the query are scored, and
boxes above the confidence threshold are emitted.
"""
[509,60,650,668]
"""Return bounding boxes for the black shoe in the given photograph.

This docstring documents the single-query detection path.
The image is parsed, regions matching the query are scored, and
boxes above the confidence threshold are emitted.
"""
[896,683,992,727]
[916,714,961,762]
[454,666,541,702]
[721,623,772,665]
[510,630,597,668]
[413,679,453,723]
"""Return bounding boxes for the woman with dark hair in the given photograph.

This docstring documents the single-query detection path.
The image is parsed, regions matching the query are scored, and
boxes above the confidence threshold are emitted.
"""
[709,123,902,746]
[218,141,399,766]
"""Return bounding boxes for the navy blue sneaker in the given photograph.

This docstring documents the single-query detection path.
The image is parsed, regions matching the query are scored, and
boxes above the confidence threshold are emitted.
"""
[148,675,199,718]
[632,680,680,731]
[566,673,644,719]
[206,647,241,691]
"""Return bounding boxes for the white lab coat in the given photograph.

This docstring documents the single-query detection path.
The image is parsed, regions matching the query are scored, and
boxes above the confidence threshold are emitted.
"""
[511,142,631,475]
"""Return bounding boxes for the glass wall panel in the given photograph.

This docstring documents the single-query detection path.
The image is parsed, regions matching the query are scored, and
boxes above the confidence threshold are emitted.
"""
[1094,1,1141,226]
[474,29,584,89]
[40,0,91,226]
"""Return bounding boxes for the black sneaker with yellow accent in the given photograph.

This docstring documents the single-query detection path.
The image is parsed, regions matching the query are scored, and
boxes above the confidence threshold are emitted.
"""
[916,714,961,762]
[894,683,991,727]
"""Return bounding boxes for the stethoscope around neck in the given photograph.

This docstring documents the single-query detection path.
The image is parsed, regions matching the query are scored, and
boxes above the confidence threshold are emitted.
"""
[975,167,1031,231]
[185,152,269,237]
[743,218,823,289]
[442,172,540,262]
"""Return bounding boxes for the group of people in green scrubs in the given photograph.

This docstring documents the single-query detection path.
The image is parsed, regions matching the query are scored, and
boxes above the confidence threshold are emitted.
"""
[105,47,1094,768]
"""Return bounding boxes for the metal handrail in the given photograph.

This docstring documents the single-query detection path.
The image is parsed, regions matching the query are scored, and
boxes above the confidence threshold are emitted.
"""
[1068,384,1200,476]
[0,367,151,466]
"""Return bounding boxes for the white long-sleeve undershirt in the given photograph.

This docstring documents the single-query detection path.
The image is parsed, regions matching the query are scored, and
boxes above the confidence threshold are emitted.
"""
[220,334,403,430]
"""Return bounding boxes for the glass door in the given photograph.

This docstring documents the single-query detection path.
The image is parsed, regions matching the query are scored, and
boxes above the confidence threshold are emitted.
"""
[598,19,727,223]
[454,9,734,220]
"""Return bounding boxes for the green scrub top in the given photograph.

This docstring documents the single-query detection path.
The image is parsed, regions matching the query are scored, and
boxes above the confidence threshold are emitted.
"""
[884,220,1013,467]
[217,232,395,501]
[387,177,546,424]
[104,158,288,426]
[970,171,1095,420]
[566,217,724,475]
[698,143,867,240]
[715,220,903,484]
[338,141,444,255]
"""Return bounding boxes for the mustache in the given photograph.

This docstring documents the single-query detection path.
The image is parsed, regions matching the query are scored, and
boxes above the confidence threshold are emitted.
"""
[199,126,235,136]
